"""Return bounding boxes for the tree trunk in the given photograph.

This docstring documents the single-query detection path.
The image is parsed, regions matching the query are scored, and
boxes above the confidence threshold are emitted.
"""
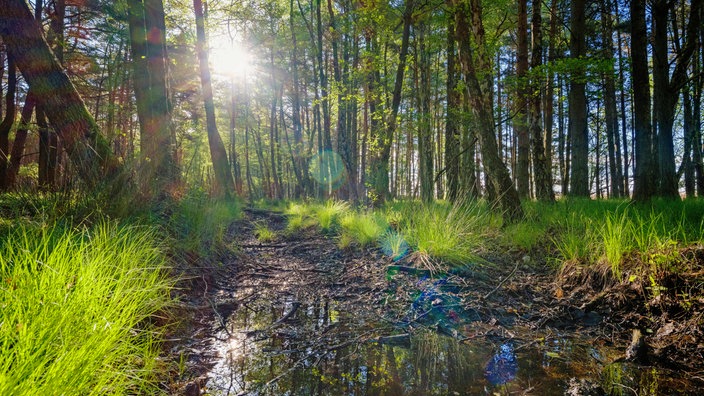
[601,0,623,198]
[515,0,530,198]
[418,22,434,203]
[0,0,119,187]
[529,0,554,201]
[6,93,36,188]
[631,0,656,201]
[0,56,16,190]
[128,0,178,197]
[568,0,589,197]
[445,13,460,202]
[652,0,701,198]
[192,0,235,197]
[368,0,414,204]
[453,0,523,221]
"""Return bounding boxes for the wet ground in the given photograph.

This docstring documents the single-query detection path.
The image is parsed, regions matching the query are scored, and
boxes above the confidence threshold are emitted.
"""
[172,209,704,395]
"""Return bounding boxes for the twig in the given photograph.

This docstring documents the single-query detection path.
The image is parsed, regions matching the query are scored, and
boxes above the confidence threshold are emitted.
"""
[482,260,520,300]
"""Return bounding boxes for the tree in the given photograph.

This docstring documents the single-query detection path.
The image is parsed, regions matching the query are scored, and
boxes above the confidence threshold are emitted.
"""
[0,56,15,190]
[515,0,530,198]
[453,0,523,221]
[0,0,119,186]
[529,0,554,201]
[127,0,179,197]
[652,0,701,198]
[568,0,588,197]
[631,0,656,201]
[193,0,236,197]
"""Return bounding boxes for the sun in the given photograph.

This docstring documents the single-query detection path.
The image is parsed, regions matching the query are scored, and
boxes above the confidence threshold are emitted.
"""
[209,38,252,79]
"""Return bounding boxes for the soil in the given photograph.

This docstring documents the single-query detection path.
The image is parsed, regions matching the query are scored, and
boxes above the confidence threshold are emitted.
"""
[165,208,704,394]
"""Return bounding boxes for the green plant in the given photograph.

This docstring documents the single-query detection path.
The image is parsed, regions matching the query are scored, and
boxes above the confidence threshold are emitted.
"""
[401,201,490,268]
[0,221,172,394]
[169,188,241,253]
[254,222,276,242]
[312,200,349,231]
[379,231,409,260]
[601,210,633,280]
[339,212,386,248]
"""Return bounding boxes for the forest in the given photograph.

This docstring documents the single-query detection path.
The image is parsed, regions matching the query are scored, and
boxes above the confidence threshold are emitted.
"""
[0,0,703,394]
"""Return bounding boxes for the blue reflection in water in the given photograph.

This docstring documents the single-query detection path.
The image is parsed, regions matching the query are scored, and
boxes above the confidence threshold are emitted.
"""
[485,343,518,385]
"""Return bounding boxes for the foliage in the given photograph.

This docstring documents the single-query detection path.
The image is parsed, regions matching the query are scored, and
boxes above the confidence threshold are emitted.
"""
[0,221,172,394]
[312,200,350,232]
[254,221,276,242]
[396,200,492,268]
[339,211,387,248]
[168,188,242,254]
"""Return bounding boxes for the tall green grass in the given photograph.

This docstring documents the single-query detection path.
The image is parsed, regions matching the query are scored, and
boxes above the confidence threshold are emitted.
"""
[168,188,241,253]
[397,201,493,267]
[0,221,173,394]
[548,199,704,279]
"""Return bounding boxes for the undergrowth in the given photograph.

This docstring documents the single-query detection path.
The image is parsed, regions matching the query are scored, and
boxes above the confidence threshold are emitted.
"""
[283,198,704,279]
[0,221,173,394]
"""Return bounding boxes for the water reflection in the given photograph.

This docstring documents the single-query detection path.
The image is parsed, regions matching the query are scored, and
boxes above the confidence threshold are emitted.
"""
[485,343,518,385]
[207,293,700,395]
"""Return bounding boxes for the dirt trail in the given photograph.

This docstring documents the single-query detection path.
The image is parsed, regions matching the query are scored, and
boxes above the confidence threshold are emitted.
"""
[169,208,703,395]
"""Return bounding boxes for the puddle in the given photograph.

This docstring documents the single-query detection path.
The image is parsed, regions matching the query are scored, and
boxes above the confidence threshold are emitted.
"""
[206,294,698,395]
[200,214,701,395]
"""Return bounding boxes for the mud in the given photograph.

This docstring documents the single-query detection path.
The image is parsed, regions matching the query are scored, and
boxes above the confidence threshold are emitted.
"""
[167,208,704,395]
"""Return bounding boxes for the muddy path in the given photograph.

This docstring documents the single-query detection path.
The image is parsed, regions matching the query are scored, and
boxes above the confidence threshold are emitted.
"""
[171,209,703,395]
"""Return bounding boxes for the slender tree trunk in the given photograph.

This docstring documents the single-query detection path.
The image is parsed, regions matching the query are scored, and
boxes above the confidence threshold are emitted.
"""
[128,0,178,197]
[445,13,460,202]
[601,0,623,197]
[615,4,630,196]
[418,22,434,203]
[289,0,308,197]
[453,0,523,221]
[529,0,554,201]
[568,0,589,197]
[515,0,530,198]
[368,0,414,203]
[0,56,16,190]
[652,0,701,198]
[631,0,656,201]
[192,0,235,197]
[6,93,36,188]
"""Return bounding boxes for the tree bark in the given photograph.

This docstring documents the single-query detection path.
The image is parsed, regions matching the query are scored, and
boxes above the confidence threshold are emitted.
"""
[445,12,461,202]
[6,93,36,188]
[631,0,656,201]
[0,56,16,190]
[128,0,179,197]
[368,0,414,203]
[418,22,434,203]
[529,0,554,201]
[652,0,701,198]
[568,0,589,197]
[515,0,530,198]
[601,0,623,197]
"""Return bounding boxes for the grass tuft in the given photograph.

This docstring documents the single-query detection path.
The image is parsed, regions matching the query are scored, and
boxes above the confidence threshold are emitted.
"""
[0,221,172,394]
[254,222,276,242]
[339,212,386,248]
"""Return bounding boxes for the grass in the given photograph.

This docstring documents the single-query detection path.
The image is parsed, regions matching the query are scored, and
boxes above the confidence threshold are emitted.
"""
[254,221,276,242]
[339,211,386,248]
[0,221,172,394]
[168,188,241,254]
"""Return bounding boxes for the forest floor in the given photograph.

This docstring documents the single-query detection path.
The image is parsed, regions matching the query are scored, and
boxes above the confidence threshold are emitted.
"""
[167,208,704,395]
